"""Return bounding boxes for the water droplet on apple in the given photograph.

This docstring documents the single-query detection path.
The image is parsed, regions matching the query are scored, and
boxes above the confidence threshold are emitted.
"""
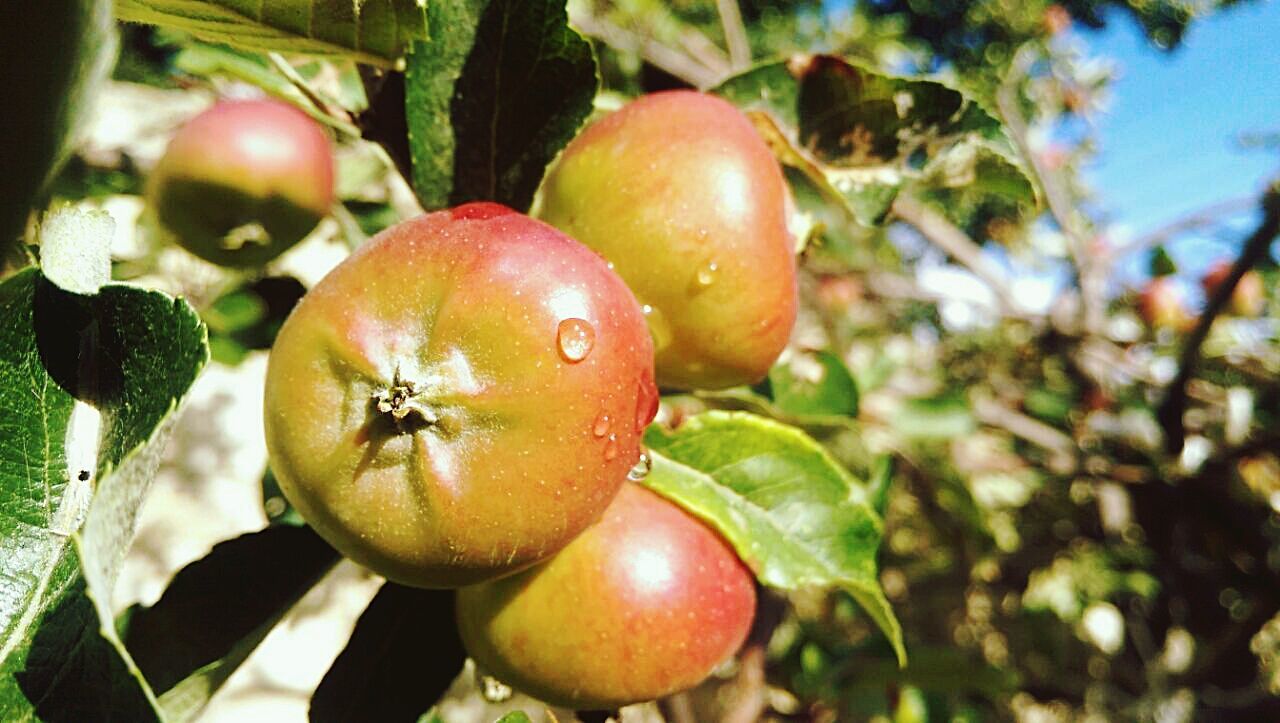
[604,433,619,461]
[592,412,611,438]
[627,451,652,481]
[694,260,719,288]
[556,317,595,363]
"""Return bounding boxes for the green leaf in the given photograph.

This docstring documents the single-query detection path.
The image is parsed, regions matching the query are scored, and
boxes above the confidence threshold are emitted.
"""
[115,0,430,69]
[920,137,1037,207]
[0,251,207,718]
[122,526,336,722]
[714,61,799,128]
[172,42,359,135]
[891,394,975,439]
[311,584,463,723]
[714,56,1035,226]
[767,350,859,418]
[867,455,894,518]
[642,412,905,665]
[496,713,533,723]
[1149,245,1178,277]
[1,0,116,250]
[404,0,597,211]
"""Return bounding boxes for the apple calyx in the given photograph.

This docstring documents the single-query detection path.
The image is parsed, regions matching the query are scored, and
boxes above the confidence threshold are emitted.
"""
[371,368,439,430]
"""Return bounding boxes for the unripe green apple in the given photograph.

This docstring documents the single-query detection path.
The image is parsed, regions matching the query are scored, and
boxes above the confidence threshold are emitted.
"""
[264,203,658,587]
[538,90,798,391]
[456,483,757,709]
[148,98,334,268]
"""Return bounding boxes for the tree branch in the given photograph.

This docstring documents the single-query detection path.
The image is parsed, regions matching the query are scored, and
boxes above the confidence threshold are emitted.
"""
[570,12,724,89]
[714,0,751,71]
[891,194,1019,314]
[972,394,1078,473]
[997,44,1104,335]
[1156,182,1280,454]
[1111,195,1256,263]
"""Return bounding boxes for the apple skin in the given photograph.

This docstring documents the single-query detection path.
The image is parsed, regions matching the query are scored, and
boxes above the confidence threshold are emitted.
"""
[456,483,757,709]
[148,99,334,268]
[1201,260,1265,318]
[264,203,658,587]
[538,90,798,391]
[1139,276,1192,331]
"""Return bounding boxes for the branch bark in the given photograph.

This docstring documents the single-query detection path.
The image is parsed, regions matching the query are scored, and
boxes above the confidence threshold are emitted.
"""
[570,12,724,89]
[1111,195,1256,263]
[714,0,751,71]
[1156,182,1280,454]
[972,394,1078,474]
[997,44,1104,335]
[891,194,1019,314]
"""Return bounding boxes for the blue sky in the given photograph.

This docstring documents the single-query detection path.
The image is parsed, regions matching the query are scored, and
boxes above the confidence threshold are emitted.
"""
[1083,1,1279,280]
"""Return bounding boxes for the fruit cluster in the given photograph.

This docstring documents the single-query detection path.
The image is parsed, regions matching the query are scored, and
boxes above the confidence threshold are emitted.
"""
[152,90,798,708]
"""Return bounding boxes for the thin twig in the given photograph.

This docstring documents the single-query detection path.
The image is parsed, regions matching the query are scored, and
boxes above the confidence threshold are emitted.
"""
[891,194,1019,313]
[972,394,1078,473]
[267,52,361,138]
[997,44,1104,335]
[722,645,768,723]
[714,0,752,71]
[676,28,732,77]
[1110,195,1257,263]
[1156,182,1280,454]
[656,692,698,723]
[570,12,723,89]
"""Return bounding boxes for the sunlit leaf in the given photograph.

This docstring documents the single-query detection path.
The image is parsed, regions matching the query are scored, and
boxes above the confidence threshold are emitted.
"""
[116,0,430,68]
[643,412,905,665]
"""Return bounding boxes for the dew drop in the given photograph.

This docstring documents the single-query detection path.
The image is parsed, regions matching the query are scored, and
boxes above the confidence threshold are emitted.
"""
[592,412,611,438]
[642,304,673,352]
[627,451,652,481]
[604,433,619,461]
[694,261,719,288]
[556,317,595,363]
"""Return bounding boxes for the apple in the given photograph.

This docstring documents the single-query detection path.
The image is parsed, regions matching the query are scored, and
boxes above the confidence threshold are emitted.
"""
[264,203,658,587]
[1138,276,1192,331]
[148,98,334,268]
[1201,260,1265,318]
[538,90,797,391]
[457,483,757,708]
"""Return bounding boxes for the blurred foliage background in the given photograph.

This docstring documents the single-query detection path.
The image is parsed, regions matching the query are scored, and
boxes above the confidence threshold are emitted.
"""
[36,0,1279,720]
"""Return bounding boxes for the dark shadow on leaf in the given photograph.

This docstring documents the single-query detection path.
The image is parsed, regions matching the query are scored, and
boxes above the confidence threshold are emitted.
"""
[310,583,463,723]
[17,576,158,723]
[123,525,338,694]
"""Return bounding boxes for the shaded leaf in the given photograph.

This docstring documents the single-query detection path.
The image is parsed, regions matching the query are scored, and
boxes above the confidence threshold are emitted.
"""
[115,0,429,69]
[0,0,116,248]
[173,42,359,134]
[642,412,905,665]
[404,0,597,211]
[715,56,1035,226]
[123,525,337,716]
[0,240,207,719]
[311,584,463,723]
